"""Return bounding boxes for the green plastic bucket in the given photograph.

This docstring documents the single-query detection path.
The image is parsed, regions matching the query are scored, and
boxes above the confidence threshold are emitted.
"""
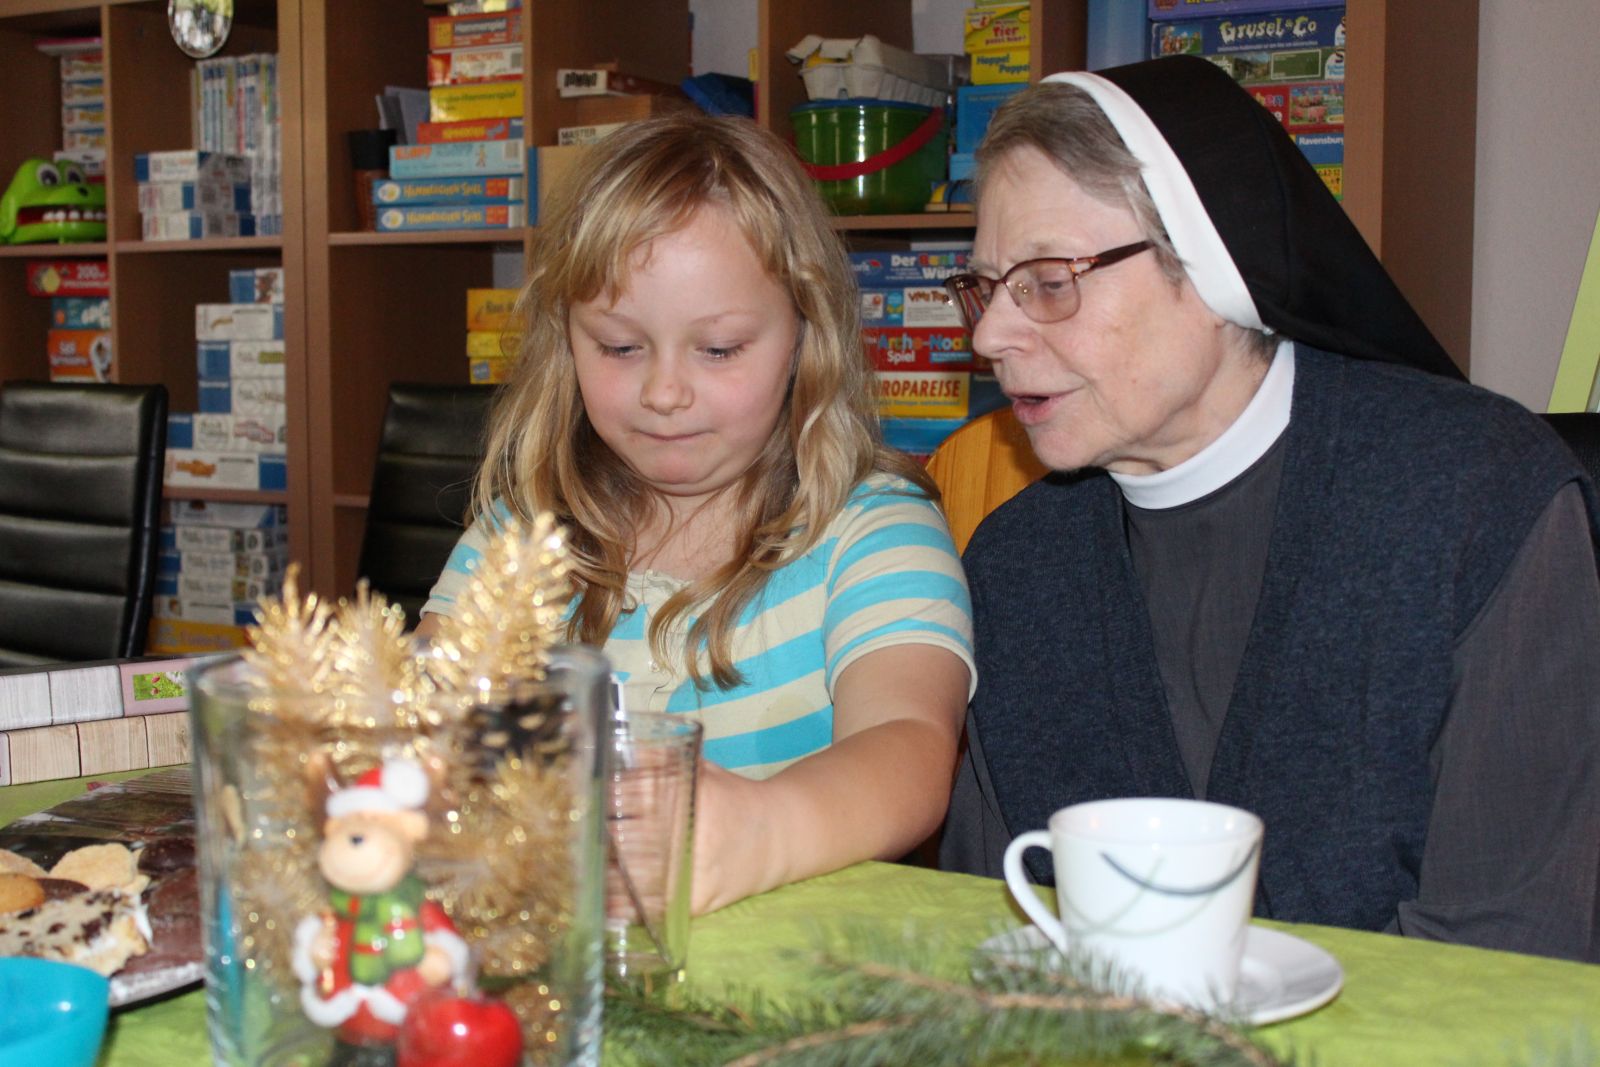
[791,99,949,215]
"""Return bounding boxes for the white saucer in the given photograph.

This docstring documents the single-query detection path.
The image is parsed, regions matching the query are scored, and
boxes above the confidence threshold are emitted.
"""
[975,924,1343,1026]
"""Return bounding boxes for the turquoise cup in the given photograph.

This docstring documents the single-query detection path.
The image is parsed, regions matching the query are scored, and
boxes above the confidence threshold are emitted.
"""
[0,958,110,1067]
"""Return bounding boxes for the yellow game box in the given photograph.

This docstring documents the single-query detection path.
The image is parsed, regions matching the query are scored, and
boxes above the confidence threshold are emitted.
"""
[466,288,519,331]
[969,45,1030,84]
[429,81,524,122]
[466,329,519,359]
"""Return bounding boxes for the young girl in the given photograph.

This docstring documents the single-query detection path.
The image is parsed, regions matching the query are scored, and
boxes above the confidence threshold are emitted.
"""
[416,113,975,914]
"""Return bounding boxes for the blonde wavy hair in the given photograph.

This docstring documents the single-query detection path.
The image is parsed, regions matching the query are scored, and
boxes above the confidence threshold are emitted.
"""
[473,113,934,689]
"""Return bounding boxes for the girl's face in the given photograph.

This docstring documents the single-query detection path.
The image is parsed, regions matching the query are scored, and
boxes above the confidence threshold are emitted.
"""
[570,204,798,512]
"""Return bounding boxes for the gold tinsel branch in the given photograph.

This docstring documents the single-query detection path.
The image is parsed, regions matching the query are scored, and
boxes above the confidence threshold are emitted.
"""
[242,564,340,702]
[327,581,434,721]
[429,512,574,695]
[422,751,578,977]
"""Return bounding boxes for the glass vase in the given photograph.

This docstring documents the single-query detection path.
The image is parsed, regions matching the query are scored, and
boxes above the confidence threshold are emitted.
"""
[189,646,609,1067]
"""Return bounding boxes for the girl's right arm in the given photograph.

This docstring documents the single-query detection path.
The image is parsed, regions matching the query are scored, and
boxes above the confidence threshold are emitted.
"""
[690,482,977,913]
[690,641,970,914]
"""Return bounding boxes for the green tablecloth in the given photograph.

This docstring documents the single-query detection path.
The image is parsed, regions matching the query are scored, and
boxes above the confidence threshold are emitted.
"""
[5,776,1598,1067]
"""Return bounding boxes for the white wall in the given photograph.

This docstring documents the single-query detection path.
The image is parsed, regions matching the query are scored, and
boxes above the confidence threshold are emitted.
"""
[689,0,756,78]
[1470,1,1600,410]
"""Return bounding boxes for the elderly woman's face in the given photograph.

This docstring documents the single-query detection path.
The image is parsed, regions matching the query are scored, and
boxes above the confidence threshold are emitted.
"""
[971,146,1266,475]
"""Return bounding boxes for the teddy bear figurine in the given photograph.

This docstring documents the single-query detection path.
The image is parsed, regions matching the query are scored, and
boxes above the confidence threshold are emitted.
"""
[292,758,470,1066]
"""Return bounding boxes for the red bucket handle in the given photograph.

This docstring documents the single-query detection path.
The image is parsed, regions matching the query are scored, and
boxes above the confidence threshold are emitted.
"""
[800,107,945,182]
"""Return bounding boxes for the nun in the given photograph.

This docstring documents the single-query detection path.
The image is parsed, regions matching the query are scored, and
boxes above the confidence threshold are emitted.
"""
[939,56,1600,962]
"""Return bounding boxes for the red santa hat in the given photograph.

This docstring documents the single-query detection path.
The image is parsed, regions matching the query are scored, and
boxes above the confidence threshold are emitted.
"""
[326,758,430,819]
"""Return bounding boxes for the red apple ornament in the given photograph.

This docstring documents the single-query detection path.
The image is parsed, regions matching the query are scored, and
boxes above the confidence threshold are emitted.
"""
[396,990,523,1067]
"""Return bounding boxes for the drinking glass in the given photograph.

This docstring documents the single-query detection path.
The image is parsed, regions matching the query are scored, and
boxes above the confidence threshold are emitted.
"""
[604,711,700,994]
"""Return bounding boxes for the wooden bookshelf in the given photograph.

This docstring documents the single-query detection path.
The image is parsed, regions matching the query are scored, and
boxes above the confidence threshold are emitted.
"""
[0,0,305,583]
[1343,2,1478,370]
[0,0,1481,607]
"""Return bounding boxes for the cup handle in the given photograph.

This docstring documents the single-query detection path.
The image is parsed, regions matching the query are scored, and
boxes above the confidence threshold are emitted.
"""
[1003,830,1066,949]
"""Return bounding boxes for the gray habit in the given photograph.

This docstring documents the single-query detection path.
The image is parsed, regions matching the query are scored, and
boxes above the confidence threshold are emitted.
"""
[940,445,1600,963]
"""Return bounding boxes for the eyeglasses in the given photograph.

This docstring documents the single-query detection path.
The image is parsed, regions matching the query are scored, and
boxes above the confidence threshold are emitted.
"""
[943,241,1154,330]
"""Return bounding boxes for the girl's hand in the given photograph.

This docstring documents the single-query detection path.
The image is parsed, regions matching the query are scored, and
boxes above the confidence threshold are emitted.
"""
[690,759,779,915]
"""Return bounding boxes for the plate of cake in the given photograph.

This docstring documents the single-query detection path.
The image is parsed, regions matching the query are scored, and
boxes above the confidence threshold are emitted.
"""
[0,769,202,1007]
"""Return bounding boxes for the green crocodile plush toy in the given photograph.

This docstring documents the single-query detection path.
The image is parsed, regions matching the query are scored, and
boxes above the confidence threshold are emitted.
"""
[0,158,107,244]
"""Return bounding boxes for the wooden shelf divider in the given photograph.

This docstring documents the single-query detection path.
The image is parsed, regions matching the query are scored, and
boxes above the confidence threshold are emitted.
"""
[832,212,975,232]
[327,229,524,247]
[0,241,108,258]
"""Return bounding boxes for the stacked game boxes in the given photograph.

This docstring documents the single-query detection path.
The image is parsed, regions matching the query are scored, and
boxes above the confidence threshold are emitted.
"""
[966,3,1031,87]
[164,266,288,493]
[554,63,688,146]
[378,8,526,233]
[465,288,519,384]
[1148,2,1346,198]
[24,259,112,382]
[37,37,107,178]
[940,2,1028,203]
[148,500,289,654]
[193,52,283,235]
[135,150,254,241]
[553,81,686,149]
[852,245,1006,460]
[0,654,196,784]
[46,292,111,383]
[951,81,1026,195]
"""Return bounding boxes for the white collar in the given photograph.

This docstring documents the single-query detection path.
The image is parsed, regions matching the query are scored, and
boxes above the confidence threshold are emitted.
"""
[1110,341,1295,510]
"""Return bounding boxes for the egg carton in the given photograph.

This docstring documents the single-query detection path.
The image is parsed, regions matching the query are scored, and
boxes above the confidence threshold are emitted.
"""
[786,34,958,108]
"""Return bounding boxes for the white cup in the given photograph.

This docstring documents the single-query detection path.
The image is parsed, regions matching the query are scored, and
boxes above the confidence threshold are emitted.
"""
[1002,797,1262,1011]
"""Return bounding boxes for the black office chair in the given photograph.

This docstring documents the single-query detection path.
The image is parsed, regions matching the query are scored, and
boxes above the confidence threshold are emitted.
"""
[356,383,495,627]
[1541,413,1600,486]
[0,381,168,667]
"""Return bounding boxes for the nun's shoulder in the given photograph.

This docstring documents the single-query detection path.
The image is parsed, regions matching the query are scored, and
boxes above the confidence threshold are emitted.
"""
[1305,347,1577,477]
[962,468,1112,570]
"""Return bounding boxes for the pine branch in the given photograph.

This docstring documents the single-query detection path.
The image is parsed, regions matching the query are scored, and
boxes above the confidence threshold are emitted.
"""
[603,922,1290,1067]
[719,1017,919,1067]
[842,960,1278,1067]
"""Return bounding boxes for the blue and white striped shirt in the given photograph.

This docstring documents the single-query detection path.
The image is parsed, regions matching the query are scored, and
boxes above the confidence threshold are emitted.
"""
[422,474,976,779]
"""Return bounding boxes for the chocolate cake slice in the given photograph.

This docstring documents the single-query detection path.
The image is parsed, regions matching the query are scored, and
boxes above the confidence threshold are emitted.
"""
[0,886,150,976]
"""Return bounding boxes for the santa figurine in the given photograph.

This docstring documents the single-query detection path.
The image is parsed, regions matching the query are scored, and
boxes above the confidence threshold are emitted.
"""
[292,757,469,1064]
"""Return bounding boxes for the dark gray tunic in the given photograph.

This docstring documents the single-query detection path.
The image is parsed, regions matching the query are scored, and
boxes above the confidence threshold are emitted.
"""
[941,446,1600,962]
